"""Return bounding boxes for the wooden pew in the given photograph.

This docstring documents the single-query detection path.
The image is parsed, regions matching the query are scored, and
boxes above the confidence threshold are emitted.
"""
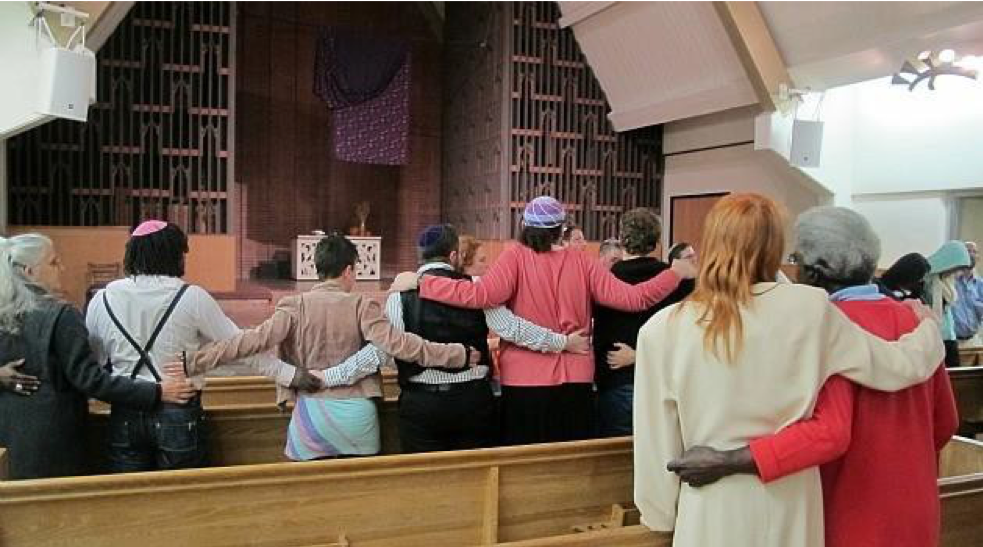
[138,371,400,409]
[2,437,981,546]
[960,347,983,367]
[0,447,8,481]
[948,367,983,437]
[0,438,651,547]
[82,371,404,471]
[84,399,403,470]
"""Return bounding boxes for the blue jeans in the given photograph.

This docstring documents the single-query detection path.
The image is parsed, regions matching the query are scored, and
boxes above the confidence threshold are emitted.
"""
[107,396,209,472]
[597,383,633,438]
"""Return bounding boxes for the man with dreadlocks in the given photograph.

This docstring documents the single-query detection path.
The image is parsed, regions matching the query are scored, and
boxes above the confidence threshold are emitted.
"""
[85,221,322,472]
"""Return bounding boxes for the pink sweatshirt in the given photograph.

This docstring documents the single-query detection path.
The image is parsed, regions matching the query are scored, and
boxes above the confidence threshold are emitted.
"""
[420,244,682,386]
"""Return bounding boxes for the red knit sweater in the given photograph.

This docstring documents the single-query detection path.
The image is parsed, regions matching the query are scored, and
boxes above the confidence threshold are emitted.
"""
[749,299,959,547]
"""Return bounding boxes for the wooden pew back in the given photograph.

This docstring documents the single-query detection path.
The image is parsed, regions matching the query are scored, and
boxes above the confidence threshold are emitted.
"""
[941,472,983,547]
[941,437,983,478]
[85,400,403,471]
[960,347,983,367]
[948,367,983,436]
[0,438,637,547]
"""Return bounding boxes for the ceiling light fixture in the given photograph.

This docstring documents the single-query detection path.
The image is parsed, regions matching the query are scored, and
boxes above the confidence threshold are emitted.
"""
[892,49,979,91]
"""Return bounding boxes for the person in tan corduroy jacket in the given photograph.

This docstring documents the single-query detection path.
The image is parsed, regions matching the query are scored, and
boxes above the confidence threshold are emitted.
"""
[186,235,477,458]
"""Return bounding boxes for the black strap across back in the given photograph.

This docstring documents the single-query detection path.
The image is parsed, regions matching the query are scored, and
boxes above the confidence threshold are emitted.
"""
[102,284,190,382]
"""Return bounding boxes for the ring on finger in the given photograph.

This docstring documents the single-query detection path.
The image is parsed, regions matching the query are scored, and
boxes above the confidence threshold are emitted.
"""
[15,383,23,391]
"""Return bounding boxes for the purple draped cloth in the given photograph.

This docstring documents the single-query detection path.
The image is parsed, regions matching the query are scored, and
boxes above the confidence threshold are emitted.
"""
[314,30,411,165]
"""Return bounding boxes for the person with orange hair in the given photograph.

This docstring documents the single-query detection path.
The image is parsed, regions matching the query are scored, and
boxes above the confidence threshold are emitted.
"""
[632,194,946,547]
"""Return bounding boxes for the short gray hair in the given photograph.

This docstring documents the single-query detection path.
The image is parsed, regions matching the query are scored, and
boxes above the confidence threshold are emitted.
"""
[794,206,881,284]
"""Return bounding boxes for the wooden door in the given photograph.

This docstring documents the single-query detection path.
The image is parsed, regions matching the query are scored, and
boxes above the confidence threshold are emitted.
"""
[669,193,728,251]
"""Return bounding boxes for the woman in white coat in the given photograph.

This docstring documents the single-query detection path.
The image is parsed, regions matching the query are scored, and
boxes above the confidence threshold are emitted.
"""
[633,193,944,547]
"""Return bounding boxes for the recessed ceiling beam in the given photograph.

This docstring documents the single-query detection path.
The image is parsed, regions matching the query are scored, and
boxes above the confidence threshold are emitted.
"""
[713,1,793,112]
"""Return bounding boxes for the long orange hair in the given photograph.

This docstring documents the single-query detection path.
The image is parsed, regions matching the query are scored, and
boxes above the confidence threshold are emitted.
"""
[680,193,787,362]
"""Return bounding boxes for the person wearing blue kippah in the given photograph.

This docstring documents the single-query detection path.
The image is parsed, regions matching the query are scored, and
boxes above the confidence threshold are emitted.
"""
[384,224,590,452]
[392,196,698,445]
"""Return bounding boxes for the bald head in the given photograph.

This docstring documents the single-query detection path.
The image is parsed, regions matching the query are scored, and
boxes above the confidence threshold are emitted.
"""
[967,241,978,269]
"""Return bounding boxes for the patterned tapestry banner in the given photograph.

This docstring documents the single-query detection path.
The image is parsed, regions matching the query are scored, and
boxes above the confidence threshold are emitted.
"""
[332,56,411,165]
[314,29,411,166]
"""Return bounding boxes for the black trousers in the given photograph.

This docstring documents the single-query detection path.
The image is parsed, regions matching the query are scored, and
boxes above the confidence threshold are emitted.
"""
[398,380,498,453]
[500,383,594,446]
[945,340,961,368]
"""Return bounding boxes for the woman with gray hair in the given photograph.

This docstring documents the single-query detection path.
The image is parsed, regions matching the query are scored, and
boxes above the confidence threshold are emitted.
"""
[0,234,195,479]
[667,206,957,547]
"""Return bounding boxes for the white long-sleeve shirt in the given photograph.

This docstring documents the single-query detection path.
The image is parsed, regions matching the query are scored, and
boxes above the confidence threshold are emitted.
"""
[86,276,299,389]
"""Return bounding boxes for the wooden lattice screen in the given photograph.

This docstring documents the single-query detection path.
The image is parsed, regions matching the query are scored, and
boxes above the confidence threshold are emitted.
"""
[6,2,234,234]
[443,1,663,241]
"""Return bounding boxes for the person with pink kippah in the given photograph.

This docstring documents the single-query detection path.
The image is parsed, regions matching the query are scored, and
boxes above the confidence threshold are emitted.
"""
[85,221,325,472]
[392,196,698,444]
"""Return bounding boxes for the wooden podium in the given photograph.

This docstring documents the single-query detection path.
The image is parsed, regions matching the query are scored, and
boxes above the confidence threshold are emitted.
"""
[292,235,381,280]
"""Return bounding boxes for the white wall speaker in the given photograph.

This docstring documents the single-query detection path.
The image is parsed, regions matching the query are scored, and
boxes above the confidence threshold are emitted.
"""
[789,119,824,168]
[36,46,96,122]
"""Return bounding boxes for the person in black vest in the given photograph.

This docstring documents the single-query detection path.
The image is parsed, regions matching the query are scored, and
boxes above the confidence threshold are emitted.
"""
[385,224,585,452]
[592,209,696,437]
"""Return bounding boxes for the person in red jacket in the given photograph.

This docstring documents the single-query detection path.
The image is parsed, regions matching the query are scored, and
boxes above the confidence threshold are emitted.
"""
[667,206,959,547]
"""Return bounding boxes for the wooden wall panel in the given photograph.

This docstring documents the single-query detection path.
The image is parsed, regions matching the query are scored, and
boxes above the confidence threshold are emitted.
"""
[235,2,441,278]
[443,2,664,243]
[7,226,236,308]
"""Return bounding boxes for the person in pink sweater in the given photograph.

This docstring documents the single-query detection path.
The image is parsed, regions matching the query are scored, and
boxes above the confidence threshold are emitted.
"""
[392,196,697,445]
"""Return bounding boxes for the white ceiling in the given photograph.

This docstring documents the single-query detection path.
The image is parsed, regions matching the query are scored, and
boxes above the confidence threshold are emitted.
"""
[558,1,757,130]
[559,1,983,131]
[757,1,983,90]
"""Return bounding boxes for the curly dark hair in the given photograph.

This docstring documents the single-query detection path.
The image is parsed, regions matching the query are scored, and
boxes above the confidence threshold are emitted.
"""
[124,223,189,278]
[619,208,661,256]
[520,225,564,253]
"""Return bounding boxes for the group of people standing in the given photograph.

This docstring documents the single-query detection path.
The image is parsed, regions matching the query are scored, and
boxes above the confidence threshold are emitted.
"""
[0,190,977,547]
